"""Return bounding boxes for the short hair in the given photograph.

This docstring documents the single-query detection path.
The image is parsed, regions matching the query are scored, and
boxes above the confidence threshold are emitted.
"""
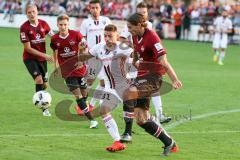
[104,24,117,32]
[89,0,100,4]
[25,3,38,13]
[136,2,148,9]
[127,13,147,28]
[57,14,69,22]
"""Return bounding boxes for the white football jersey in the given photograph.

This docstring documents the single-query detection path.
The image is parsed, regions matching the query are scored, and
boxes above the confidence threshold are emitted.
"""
[120,21,153,42]
[89,42,133,90]
[80,16,112,49]
[214,16,232,36]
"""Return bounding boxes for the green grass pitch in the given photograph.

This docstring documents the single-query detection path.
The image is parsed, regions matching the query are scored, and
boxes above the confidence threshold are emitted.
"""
[0,27,240,160]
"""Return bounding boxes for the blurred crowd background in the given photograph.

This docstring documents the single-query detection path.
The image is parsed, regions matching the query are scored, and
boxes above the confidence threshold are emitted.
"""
[1,0,240,43]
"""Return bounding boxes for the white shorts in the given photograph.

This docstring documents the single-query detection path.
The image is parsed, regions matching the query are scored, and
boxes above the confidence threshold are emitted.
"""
[100,81,130,110]
[212,34,228,49]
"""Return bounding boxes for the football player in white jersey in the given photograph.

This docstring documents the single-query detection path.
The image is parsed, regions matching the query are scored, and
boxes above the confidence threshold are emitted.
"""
[78,0,112,114]
[212,10,232,65]
[120,2,171,143]
[78,24,133,152]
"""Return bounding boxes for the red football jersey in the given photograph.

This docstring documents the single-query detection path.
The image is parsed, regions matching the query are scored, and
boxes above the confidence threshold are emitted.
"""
[20,19,51,61]
[50,30,86,78]
[132,28,167,76]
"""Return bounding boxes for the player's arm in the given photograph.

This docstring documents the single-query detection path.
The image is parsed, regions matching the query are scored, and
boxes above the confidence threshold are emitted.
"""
[131,51,140,69]
[225,21,233,34]
[158,55,182,89]
[53,50,59,70]
[78,49,94,62]
[23,42,53,62]
[52,50,60,76]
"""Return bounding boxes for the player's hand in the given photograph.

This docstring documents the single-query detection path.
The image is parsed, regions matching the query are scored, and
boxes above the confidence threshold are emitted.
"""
[75,61,83,69]
[172,79,182,89]
[45,54,54,63]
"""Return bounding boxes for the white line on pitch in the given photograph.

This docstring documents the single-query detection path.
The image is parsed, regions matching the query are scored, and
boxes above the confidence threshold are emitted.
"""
[165,108,240,130]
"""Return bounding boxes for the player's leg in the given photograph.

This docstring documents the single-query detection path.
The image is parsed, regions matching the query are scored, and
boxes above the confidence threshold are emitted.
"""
[121,102,134,142]
[66,77,98,128]
[24,60,45,92]
[24,60,51,116]
[212,34,220,62]
[99,90,126,151]
[38,61,48,90]
[134,104,177,156]
[218,48,226,65]
[101,111,126,151]
[151,95,171,124]
[218,37,228,65]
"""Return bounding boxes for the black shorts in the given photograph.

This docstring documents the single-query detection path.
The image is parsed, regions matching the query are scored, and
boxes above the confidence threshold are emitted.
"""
[24,59,48,82]
[65,77,87,91]
[131,74,162,109]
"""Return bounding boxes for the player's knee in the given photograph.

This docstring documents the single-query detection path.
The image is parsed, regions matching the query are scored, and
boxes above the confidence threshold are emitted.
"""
[123,103,134,112]
[35,75,43,84]
[99,105,111,115]
[87,79,94,86]
[135,111,148,125]
[123,87,138,101]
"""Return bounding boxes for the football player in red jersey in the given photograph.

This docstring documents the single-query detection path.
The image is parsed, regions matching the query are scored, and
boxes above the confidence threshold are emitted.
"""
[20,3,54,116]
[50,14,98,129]
[124,13,182,156]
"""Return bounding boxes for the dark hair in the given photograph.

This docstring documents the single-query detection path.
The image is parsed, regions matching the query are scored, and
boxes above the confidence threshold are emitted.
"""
[104,24,117,32]
[89,0,100,4]
[127,13,147,28]
[137,2,148,9]
[57,14,69,22]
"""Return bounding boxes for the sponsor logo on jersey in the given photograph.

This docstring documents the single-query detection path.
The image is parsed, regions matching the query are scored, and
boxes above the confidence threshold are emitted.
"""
[36,33,41,40]
[31,33,45,44]
[60,47,76,58]
[64,47,70,53]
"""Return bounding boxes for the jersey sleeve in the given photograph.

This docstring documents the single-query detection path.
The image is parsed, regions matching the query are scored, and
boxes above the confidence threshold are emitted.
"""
[80,20,87,37]
[149,32,166,58]
[43,21,51,35]
[77,31,83,43]
[106,17,112,25]
[88,44,99,58]
[120,24,131,39]
[20,26,30,43]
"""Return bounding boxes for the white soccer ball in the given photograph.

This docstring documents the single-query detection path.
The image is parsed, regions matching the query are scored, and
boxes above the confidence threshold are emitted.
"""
[33,91,52,109]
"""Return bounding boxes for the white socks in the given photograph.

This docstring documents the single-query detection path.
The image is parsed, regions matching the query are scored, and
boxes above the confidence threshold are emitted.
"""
[103,115,120,141]
[219,51,225,62]
[151,95,163,120]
